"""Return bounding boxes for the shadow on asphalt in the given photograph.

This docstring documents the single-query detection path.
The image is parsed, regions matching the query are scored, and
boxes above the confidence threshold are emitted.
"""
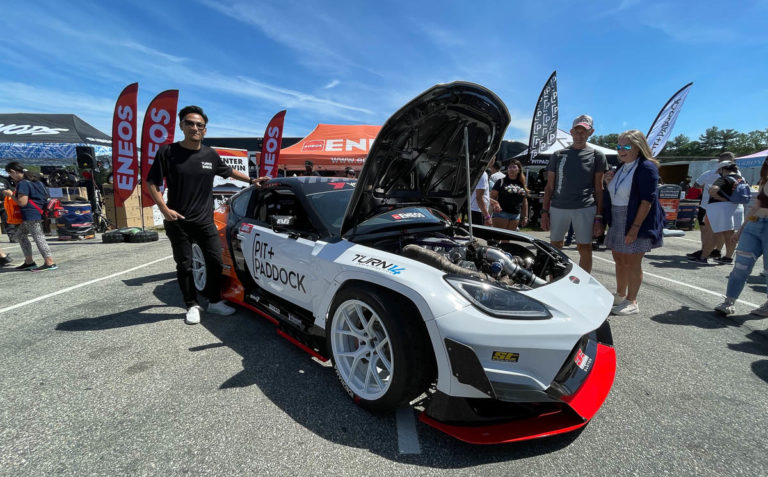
[56,276,180,331]
[645,253,725,270]
[198,312,580,467]
[652,306,768,383]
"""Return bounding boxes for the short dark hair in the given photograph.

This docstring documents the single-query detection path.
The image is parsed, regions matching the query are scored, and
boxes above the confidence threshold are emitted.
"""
[178,105,208,124]
[5,161,40,181]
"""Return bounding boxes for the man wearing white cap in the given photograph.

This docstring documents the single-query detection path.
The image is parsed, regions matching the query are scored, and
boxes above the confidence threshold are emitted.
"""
[541,114,607,273]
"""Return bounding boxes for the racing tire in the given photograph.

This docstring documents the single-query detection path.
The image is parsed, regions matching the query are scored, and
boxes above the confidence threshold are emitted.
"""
[126,230,159,243]
[326,285,434,412]
[101,230,125,243]
[191,242,206,292]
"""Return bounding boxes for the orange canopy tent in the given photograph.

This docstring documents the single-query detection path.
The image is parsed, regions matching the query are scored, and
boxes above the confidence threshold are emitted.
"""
[277,124,381,173]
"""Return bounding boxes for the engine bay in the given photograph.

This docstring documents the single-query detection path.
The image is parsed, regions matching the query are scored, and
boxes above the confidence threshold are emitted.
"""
[364,227,571,289]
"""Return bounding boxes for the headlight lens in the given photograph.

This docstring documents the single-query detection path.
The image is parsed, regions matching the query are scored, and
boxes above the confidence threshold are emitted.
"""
[445,276,551,319]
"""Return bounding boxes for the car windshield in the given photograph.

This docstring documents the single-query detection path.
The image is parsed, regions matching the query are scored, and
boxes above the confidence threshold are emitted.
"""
[304,188,354,236]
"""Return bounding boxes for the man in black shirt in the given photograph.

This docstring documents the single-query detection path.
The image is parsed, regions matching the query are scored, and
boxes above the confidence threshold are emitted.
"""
[147,105,266,325]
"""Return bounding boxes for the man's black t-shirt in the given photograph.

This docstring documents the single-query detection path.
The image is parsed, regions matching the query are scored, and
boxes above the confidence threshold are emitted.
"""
[147,143,232,224]
[492,177,527,214]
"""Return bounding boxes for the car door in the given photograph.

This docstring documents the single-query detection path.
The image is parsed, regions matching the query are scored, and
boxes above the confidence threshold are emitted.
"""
[238,187,317,313]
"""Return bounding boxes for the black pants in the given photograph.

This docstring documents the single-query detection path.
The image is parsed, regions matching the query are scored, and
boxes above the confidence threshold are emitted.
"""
[164,220,223,308]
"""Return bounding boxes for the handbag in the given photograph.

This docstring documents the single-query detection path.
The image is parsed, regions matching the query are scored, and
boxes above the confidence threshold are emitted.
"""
[4,195,22,224]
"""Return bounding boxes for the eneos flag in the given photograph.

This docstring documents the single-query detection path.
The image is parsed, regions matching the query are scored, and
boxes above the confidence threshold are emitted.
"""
[259,110,286,178]
[112,82,139,207]
[140,90,178,206]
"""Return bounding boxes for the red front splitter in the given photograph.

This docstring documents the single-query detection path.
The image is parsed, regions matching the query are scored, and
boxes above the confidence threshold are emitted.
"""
[419,343,616,445]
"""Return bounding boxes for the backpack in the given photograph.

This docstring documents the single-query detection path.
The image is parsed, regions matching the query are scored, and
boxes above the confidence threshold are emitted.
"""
[724,176,752,204]
[27,182,63,219]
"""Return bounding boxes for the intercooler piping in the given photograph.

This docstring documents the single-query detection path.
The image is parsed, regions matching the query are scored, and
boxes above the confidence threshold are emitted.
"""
[401,245,487,280]
[476,246,547,287]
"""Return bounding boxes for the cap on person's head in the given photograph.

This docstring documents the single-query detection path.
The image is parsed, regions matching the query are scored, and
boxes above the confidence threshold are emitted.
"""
[717,160,737,171]
[718,151,735,161]
[345,166,354,174]
[305,160,313,167]
[572,114,593,130]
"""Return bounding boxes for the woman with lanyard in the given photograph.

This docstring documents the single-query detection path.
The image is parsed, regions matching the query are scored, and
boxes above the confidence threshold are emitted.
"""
[601,130,664,315]
[714,157,768,317]
[1,162,57,271]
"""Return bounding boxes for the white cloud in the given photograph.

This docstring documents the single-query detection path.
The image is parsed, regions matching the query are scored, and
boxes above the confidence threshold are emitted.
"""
[324,80,340,89]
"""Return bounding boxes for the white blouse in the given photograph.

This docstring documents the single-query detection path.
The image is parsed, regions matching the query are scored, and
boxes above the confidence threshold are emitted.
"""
[609,159,639,206]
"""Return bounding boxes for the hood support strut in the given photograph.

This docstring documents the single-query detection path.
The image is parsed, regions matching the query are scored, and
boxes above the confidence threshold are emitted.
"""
[464,125,474,240]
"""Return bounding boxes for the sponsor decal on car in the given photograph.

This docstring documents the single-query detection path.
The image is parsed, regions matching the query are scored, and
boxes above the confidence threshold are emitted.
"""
[491,351,520,362]
[574,349,592,372]
[251,240,307,293]
[240,223,253,233]
[391,212,426,220]
[351,254,406,275]
[569,275,580,284]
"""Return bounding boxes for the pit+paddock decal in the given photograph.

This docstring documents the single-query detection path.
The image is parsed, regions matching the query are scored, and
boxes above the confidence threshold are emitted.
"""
[251,239,307,293]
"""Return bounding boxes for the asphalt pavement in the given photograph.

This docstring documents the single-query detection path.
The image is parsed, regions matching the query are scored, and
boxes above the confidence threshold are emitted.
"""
[0,229,766,475]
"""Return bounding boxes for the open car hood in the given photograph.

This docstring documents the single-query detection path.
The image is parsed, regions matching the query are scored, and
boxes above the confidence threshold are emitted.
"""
[340,82,510,237]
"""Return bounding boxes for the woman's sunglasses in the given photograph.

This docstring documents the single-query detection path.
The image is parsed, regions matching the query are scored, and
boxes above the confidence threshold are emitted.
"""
[615,145,632,151]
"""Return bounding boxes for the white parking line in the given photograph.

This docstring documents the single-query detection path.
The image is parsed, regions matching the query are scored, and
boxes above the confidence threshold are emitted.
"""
[665,235,701,244]
[0,255,174,314]
[396,406,421,454]
[592,255,760,308]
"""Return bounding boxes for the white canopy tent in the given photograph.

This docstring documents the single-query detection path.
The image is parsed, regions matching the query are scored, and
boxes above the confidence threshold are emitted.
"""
[514,129,618,167]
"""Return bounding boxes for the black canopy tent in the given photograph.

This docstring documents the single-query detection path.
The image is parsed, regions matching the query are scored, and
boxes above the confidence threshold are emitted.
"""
[0,113,111,166]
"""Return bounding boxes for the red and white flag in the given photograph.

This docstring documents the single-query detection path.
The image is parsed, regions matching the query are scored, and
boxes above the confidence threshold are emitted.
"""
[259,110,286,178]
[140,90,178,206]
[111,83,139,207]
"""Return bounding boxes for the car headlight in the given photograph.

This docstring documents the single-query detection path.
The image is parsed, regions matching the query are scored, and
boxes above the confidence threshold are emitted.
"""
[445,276,551,319]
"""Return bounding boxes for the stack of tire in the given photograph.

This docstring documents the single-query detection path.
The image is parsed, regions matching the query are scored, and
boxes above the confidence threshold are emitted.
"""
[102,227,159,243]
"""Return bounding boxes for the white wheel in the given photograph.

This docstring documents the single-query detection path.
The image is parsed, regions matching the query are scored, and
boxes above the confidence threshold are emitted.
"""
[330,299,393,401]
[191,243,207,292]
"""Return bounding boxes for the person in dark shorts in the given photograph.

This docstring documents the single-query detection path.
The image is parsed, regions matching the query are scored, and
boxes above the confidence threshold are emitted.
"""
[490,159,528,231]
[146,105,268,325]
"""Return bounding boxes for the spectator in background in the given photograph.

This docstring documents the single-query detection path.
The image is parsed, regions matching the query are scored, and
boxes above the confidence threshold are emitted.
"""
[695,161,745,264]
[491,159,528,231]
[541,114,607,273]
[603,130,665,315]
[679,175,692,193]
[2,161,57,271]
[714,157,768,317]
[489,161,504,190]
[687,152,735,261]
[470,157,500,226]
[0,247,10,266]
[344,166,356,178]
[302,160,321,177]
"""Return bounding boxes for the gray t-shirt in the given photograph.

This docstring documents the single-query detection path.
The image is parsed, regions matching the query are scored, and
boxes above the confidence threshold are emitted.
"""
[546,146,608,209]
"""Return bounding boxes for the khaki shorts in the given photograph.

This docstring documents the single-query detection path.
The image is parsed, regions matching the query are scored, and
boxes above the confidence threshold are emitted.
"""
[550,206,596,244]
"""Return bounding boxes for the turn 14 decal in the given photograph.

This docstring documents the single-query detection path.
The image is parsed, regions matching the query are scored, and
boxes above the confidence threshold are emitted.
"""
[350,254,406,275]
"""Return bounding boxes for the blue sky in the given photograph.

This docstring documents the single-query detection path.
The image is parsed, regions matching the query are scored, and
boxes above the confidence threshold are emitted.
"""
[1,0,766,145]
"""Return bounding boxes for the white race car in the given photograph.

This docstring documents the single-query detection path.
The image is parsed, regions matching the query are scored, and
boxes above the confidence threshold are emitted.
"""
[210,82,616,444]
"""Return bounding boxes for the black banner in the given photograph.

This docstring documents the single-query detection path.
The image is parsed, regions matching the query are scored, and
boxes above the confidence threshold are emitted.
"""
[525,71,558,166]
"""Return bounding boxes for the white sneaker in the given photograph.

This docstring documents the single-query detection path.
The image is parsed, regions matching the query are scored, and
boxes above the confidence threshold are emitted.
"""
[714,299,735,316]
[613,293,626,306]
[185,305,203,325]
[207,300,236,316]
[611,299,639,316]
[750,300,768,317]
